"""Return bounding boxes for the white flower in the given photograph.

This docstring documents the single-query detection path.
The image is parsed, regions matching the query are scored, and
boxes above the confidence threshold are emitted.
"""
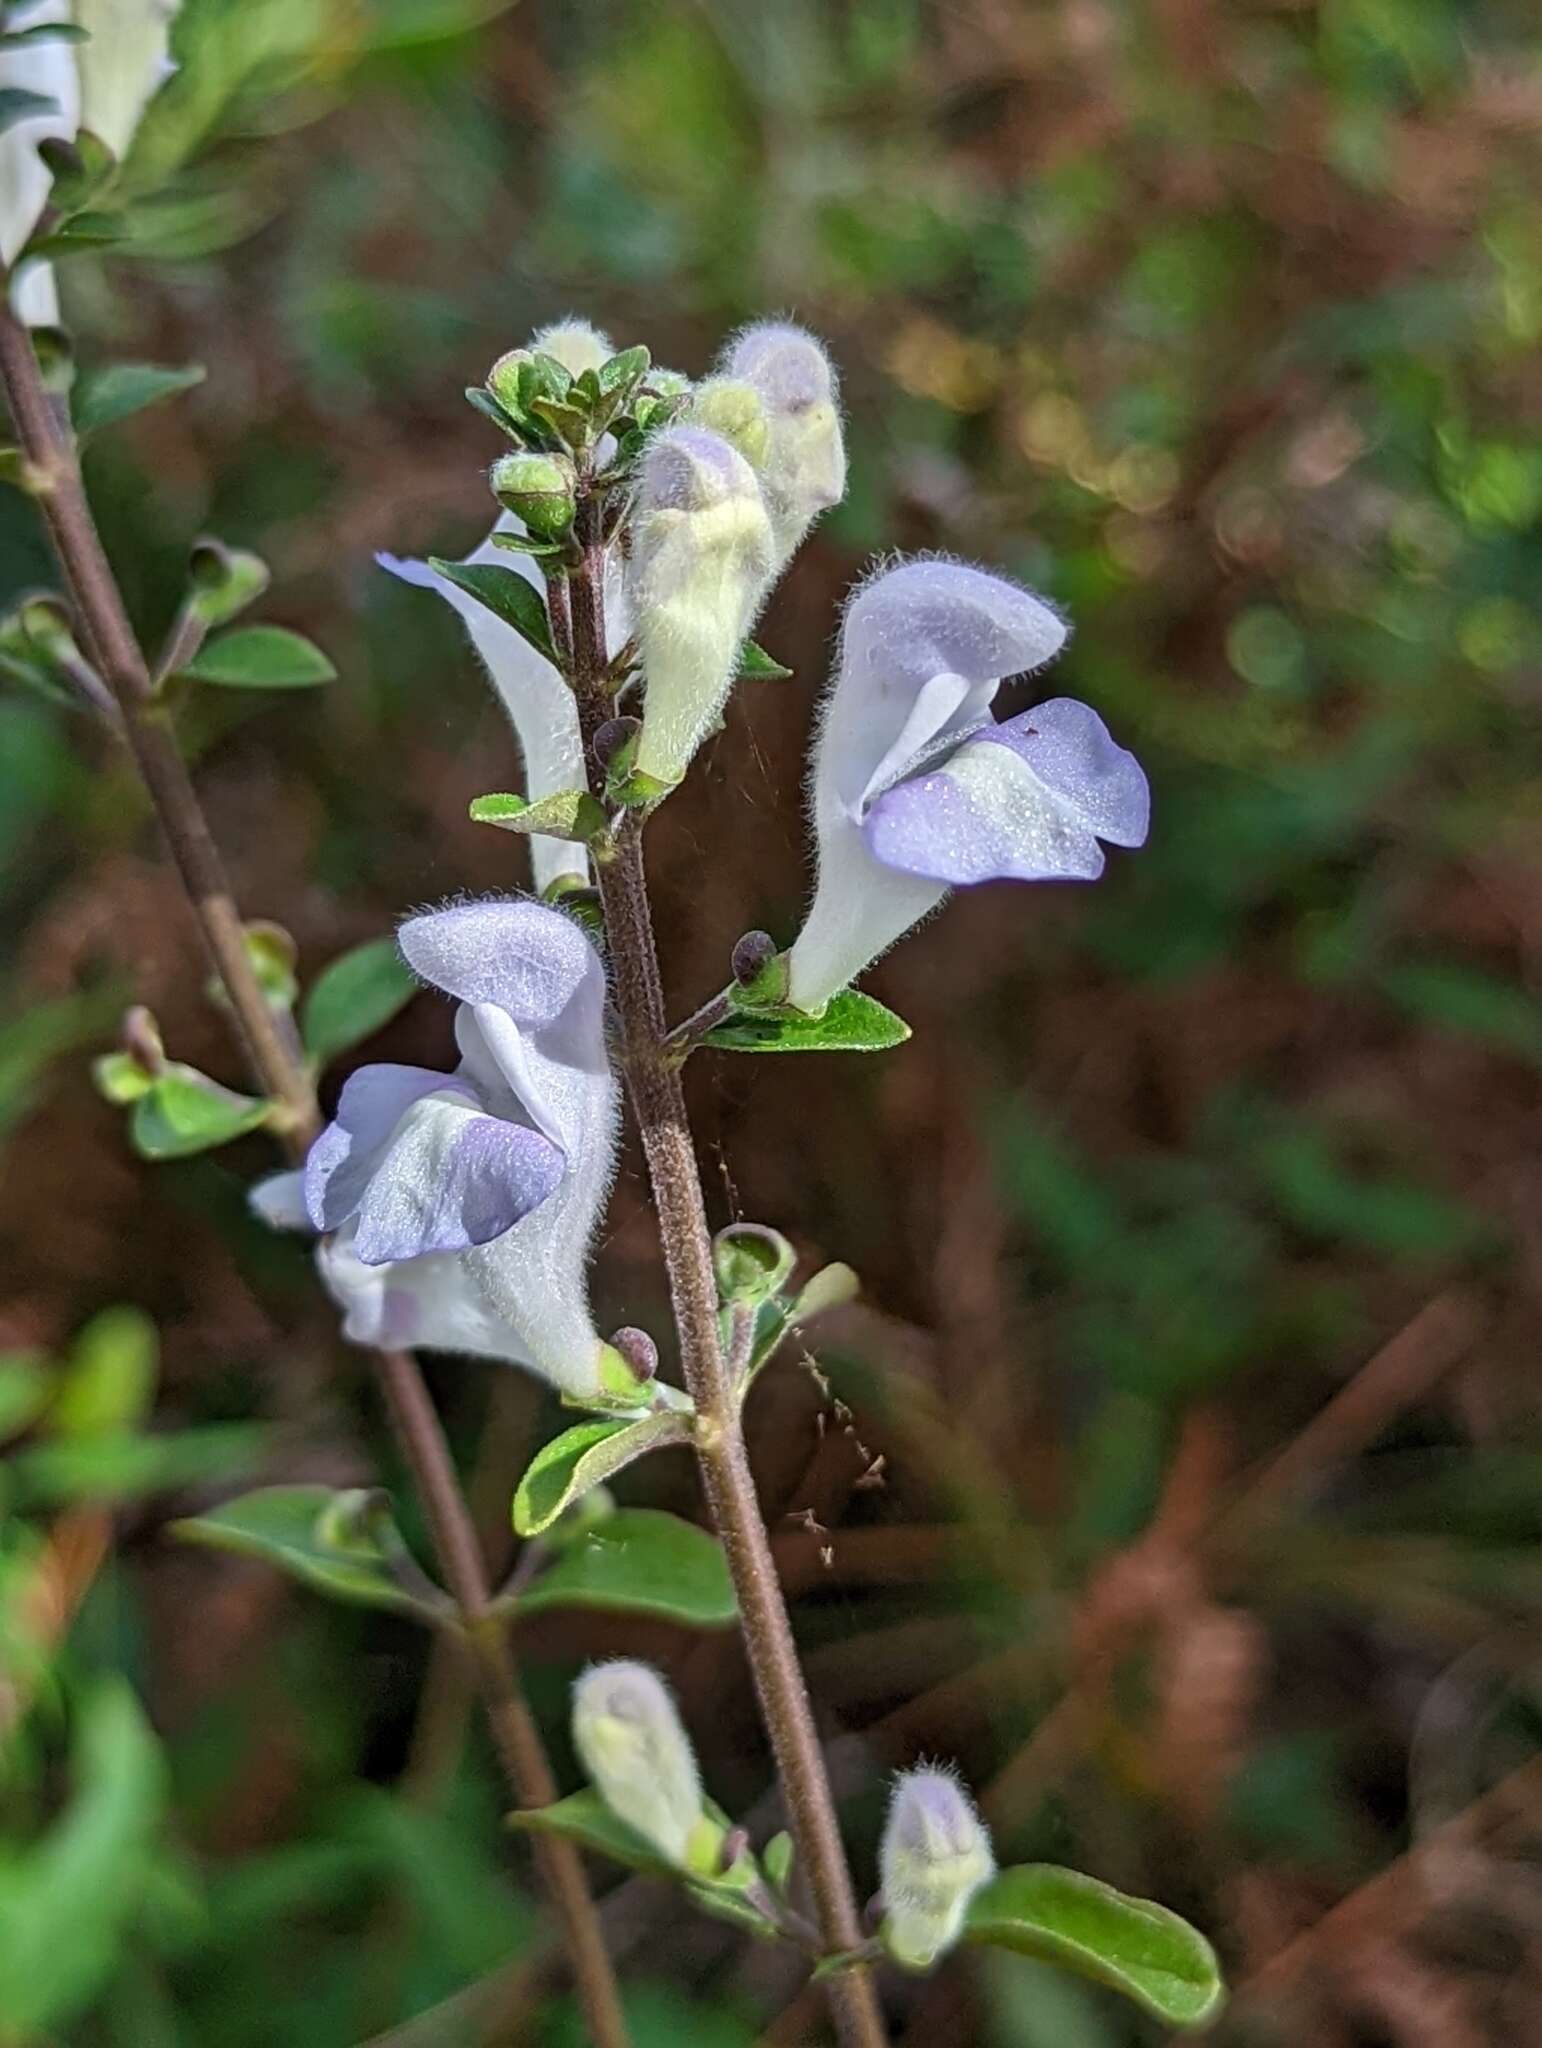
[629,424,774,791]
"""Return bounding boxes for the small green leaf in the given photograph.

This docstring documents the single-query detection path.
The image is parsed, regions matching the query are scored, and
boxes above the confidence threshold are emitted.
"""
[71,362,205,438]
[528,395,591,445]
[597,344,650,397]
[54,1308,158,1437]
[704,989,911,1054]
[300,936,420,1066]
[427,559,556,664]
[0,85,59,132]
[763,1831,794,1895]
[737,641,793,681]
[465,385,525,439]
[490,529,566,560]
[179,625,335,689]
[38,131,115,216]
[187,539,271,627]
[469,788,607,844]
[22,210,127,261]
[129,1068,270,1159]
[512,1413,692,1537]
[0,1353,50,1443]
[91,1051,154,1104]
[512,1508,735,1626]
[173,1485,450,1621]
[964,1865,1224,2029]
[508,1788,672,1875]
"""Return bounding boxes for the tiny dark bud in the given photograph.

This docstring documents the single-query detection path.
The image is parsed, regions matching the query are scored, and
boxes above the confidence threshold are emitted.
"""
[863,1891,887,1935]
[719,1827,750,1874]
[593,715,641,772]
[609,1326,658,1384]
[732,930,777,984]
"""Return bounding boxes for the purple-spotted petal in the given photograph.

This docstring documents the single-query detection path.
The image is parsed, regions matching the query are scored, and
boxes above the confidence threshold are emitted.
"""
[304,1063,459,1232]
[863,697,1147,887]
[351,1107,564,1265]
[977,698,1150,849]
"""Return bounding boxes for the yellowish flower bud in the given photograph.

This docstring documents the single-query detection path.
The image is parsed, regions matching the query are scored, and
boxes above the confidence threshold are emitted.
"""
[721,323,846,569]
[629,426,773,790]
[571,1661,704,1866]
[530,319,614,379]
[687,377,771,470]
[879,1766,995,1970]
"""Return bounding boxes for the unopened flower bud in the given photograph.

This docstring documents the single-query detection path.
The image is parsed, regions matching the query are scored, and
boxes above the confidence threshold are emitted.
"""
[530,319,614,379]
[721,323,846,570]
[629,426,774,790]
[572,1661,705,1866]
[592,715,640,775]
[731,929,778,986]
[489,450,576,541]
[603,1325,658,1392]
[713,1223,795,1305]
[688,377,770,470]
[879,1766,995,1970]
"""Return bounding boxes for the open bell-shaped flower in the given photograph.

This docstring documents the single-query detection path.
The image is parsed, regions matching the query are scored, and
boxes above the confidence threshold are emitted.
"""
[629,424,774,792]
[571,1660,707,1868]
[720,321,846,570]
[785,558,1149,1014]
[879,1766,995,1970]
[256,900,620,1401]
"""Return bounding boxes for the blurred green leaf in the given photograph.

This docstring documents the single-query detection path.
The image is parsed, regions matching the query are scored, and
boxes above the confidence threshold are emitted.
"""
[178,625,336,689]
[512,1508,735,1626]
[512,1414,693,1536]
[173,1485,449,1621]
[300,935,419,1064]
[0,22,90,46]
[13,1425,263,1507]
[965,1865,1224,2027]
[704,990,911,1054]
[0,1351,51,1443]
[0,1679,165,2035]
[54,1307,159,1437]
[0,85,59,131]
[73,363,207,439]
[508,1787,673,1874]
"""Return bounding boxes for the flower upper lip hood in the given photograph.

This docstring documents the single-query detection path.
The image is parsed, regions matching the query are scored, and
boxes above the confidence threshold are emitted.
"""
[785,557,1150,1015]
[294,898,620,1397]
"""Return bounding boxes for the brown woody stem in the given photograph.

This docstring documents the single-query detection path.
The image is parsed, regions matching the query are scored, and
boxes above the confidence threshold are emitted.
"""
[0,304,630,2048]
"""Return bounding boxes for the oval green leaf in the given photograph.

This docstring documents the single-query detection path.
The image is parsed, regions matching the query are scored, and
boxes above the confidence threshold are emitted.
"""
[172,1484,450,1622]
[427,558,556,665]
[508,1787,673,1876]
[179,625,335,689]
[512,1413,692,1537]
[704,989,911,1054]
[130,1067,270,1159]
[965,1864,1224,2029]
[512,1508,735,1626]
[300,936,420,1065]
[72,362,206,439]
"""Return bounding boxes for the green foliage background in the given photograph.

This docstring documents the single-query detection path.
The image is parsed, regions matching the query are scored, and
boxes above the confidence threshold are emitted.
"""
[4,0,1542,2041]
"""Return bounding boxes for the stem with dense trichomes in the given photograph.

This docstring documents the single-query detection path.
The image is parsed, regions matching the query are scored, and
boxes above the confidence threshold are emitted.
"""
[0,304,631,2048]
[567,500,890,2048]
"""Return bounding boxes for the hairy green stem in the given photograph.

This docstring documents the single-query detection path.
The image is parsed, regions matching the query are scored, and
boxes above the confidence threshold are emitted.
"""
[569,505,890,2048]
[0,305,631,2048]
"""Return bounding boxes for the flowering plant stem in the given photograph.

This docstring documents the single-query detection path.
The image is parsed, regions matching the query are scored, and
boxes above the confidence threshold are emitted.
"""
[568,515,891,2048]
[0,304,631,2048]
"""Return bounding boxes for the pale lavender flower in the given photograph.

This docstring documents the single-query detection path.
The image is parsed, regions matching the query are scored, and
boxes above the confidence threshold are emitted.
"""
[255,899,619,1399]
[786,558,1149,1014]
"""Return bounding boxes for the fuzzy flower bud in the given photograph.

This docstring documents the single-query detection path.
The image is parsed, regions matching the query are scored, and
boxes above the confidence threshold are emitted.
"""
[720,322,846,570]
[530,318,614,378]
[572,1661,705,1866]
[629,425,774,791]
[489,450,576,540]
[879,1766,995,1970]
[687,377,771,470]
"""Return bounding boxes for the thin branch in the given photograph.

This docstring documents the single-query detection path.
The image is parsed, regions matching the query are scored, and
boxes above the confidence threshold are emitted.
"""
[567,499,891,2048]
[0,303,631,2048]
